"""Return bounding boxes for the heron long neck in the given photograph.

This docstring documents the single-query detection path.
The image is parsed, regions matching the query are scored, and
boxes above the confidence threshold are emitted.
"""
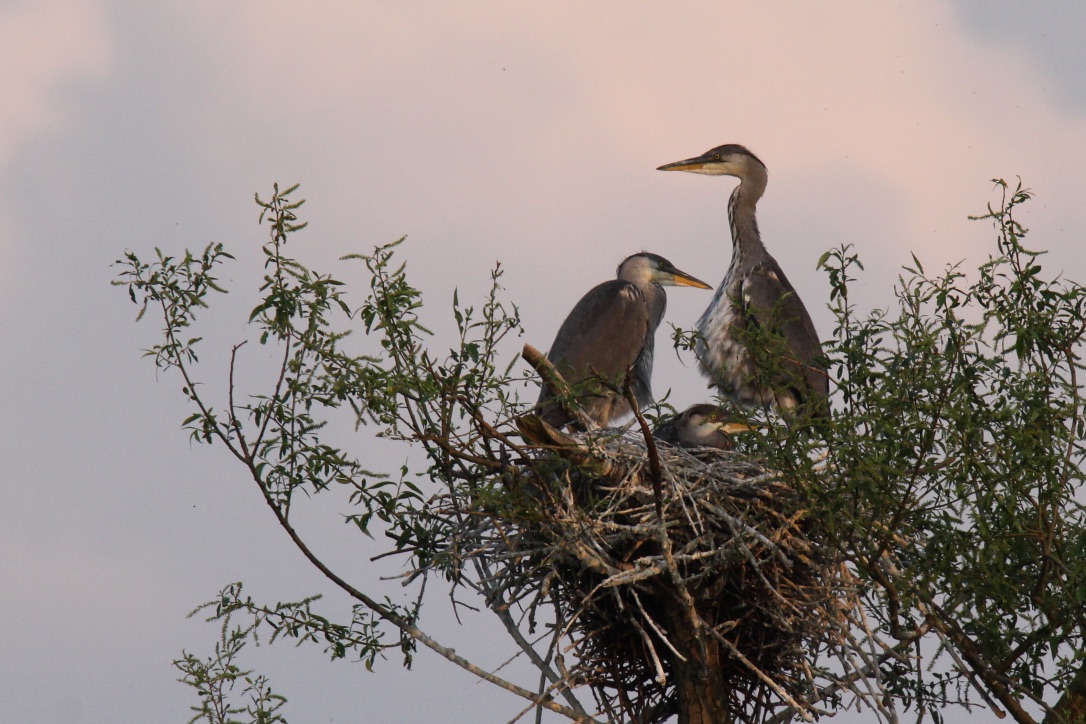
[728,170,768,262]
[643,282,666,331]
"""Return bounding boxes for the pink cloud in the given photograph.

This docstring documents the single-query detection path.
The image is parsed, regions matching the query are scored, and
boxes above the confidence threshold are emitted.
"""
[0,0,111,165]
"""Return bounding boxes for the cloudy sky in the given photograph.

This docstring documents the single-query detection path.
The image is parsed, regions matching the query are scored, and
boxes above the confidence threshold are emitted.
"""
[3,2,1086,721]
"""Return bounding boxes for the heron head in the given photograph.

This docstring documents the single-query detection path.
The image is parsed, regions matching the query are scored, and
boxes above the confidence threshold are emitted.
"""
[678,403,753,445]
[657,144,765,178]
[617,253,712,290]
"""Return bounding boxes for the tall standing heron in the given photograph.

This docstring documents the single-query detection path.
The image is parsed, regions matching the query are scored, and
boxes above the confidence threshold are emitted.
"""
[538,252,712,429]
[658,144,828,417]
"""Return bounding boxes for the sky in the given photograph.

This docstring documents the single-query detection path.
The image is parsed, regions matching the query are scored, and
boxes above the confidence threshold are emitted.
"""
[2,1,1086,722]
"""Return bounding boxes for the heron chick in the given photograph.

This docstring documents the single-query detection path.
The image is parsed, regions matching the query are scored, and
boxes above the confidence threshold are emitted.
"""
[653,403,750,450]
[538,252,711,429]
[658,144,828,418]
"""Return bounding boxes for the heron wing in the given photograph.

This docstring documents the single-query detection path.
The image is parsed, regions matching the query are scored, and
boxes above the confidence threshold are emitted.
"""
[545,279,650,391]
[739,260,828,404]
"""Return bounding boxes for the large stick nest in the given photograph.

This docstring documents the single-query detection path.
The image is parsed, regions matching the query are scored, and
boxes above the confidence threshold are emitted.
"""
[463,419,855,723]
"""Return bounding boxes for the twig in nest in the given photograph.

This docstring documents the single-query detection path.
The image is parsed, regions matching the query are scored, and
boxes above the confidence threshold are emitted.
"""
[621,368,664,518]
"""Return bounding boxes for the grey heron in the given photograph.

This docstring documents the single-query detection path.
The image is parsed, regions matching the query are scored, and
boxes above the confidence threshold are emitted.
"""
[538,252,711,429]
[653,403,749,450]
[658,144,828,418]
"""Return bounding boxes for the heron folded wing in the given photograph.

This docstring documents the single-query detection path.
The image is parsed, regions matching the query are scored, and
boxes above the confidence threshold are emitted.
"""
[739,261,828,405]
[546,279,651,390]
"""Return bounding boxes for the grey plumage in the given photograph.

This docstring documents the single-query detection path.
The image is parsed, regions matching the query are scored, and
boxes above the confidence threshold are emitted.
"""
[538,253,711,429]
[658,144,828,417]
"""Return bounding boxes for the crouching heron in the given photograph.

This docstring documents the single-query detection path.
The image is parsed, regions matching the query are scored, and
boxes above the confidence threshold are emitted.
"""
[538,252,711,429]
[658,144,828,419]
[653,403,750,450]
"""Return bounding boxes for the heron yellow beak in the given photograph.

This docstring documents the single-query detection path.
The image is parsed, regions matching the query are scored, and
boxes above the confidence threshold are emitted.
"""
[657,155,714,172]
[670,271,713,290]
[719,422,757,435]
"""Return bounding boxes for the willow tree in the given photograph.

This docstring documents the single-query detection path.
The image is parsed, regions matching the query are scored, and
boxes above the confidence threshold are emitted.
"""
[116,180,1086,723]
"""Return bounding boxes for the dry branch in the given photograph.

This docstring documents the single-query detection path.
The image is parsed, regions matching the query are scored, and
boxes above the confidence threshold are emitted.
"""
[522,344,598,431]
